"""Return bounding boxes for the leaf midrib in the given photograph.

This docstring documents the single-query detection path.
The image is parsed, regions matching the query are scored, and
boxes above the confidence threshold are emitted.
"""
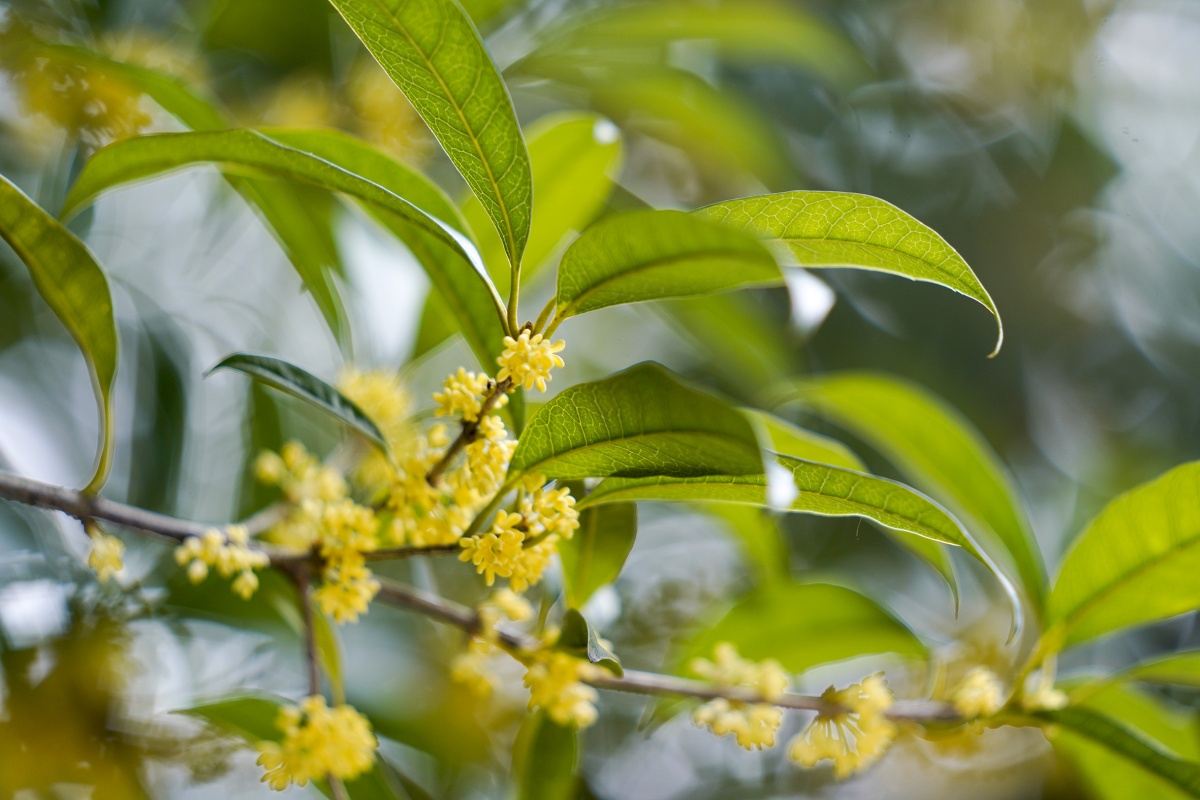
[513,428,759,478]
[364,0,521,264]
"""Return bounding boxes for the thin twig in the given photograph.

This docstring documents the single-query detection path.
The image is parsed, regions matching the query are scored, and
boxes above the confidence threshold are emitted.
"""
[295,569,321,697]
[363,543,461,560]
[425,377,513,487]
[372,579,960,724]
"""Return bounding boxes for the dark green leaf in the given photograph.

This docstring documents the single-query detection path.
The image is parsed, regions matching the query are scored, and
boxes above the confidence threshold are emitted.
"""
[508,362,763,481]
[206,353,387,454]
[559,609,622,676]
[559,500,637,608]
[0,174,117,492]
[696,191,1003,355]
[553,210,781,323]
[1046,461,1200,650]
[514,712,577,800]
[326,0,533,268]
[788,372,1044,608]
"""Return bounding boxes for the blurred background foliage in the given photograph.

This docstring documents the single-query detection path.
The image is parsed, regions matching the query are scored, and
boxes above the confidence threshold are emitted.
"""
[1,0,1198,797]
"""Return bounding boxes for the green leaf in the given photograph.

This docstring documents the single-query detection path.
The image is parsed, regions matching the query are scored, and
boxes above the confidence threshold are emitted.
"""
[0,174,118,492]
[326,0,533,268]
[1040,704,1200,798]
[1124,651,1200,689]
[206,353,388,454]
[559,499,637,609]
[182,692,285,742]
[559,609,622,676]
[1046,461,1200,650]
[788,372,1044,608]
[695,192,1003,355]
[508,362,763,482]
[60,130,484,280]
[313,607,346,705]
[552,210,781,324]
[461,111,624,293]
[742,408,865,472]
[678,582,925,676]
[513,713,577,800]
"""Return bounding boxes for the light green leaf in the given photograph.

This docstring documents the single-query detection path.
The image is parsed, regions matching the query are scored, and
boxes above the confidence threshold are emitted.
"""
[513,712,577,800]
[552,210,782,324]
[461,111,624,292]
[60,130,484,280]
[206,353,387,454]
[326,0,533,268]
[559,498,637,608]
[1040,704,1200,798]
[742,408,865,472]
[1046,461,1200,650]
[788,372,1044,608]
[508,362,763,481]
[0,174,118,492]
[312,608,345,705]
[696,191,1003,355]
[707,505,788,585]
[1124,651,1200,689]
[559,608,622,676]
[678,582,925,675]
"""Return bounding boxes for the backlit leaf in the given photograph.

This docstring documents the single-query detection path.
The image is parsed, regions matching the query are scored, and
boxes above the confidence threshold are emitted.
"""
[513,712,577,800]
[559,499,637,608]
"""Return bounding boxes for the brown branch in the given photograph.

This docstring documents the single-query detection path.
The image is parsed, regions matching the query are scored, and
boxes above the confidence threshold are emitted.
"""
[372,579,960,724]
[425,377,513,487]
[363,543,461,561]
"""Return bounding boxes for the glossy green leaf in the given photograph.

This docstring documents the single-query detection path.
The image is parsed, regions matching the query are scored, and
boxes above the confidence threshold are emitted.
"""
[559,499,637,608]
[742,408,865,472]
[552,210,781,324]
[508,362,763,481]
[678,582,925,675]
[206,353,387,453]
[1124,651,1200,689]
[461,111,624,292]
[559,609,622,676]
[60,130,484,278]
[696,191,1003,355]
[326,0,533,268]
[514,712,577,800]
[789,372,1044,607]
[1046,461,1200,650]
[0,174,118,492]
[1040,705,1200,798]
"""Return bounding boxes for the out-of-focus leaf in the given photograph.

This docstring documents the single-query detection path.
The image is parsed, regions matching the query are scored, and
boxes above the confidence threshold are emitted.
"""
[182,693,285,742]
[326,0,533,269]
[678,582,925,675]
[0,174,117,492]
[1124,651,1200,689]
[559,498,637,608]
[1039,704,1200,798]
[519,0,869,90]
[461,111,624,292]
[552,210,781,324]
[313,608,345,705]
[696,192,1003,355]
[206,353,387,454]
[742,408,864,471]
[509,362,763,481]
[1046,462,1200,650]
[559,609,622,676]
[60,130,487,283]
[788,372,1044,607]
[514,712,577,800]
[706,505,788,584]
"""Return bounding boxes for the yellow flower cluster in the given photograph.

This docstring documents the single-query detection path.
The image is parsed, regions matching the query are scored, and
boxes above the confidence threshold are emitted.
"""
[338,368,415,492]
[689,643,789,750]
[256,695,377,791]
[951,666,1007,718]
[524,651,600,728]
[788,675,897,780]
[309,498,382,624]
[497,331,566,392]
[450,590,535,697]
[175,525,270,599]
[433,368,507,422]
[256,442,347,506]
[87,530,125,582]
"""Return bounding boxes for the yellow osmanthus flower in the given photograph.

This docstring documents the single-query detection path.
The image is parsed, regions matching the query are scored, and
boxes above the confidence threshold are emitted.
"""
[451,638,498,697]
[87,529,125,582]
[497,331,566,392]
[338,368,418,491]
[433,368,507,422]
[524,651,600,728]
[308,498,382,624]
[689,643,789,750]
[174,525,270,599]
[788,675,897,780]
[256,695,377,791]
[450,589,535,696]
[346,56,433,165]
[951,666,1007,719]
[256,441,347,506]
